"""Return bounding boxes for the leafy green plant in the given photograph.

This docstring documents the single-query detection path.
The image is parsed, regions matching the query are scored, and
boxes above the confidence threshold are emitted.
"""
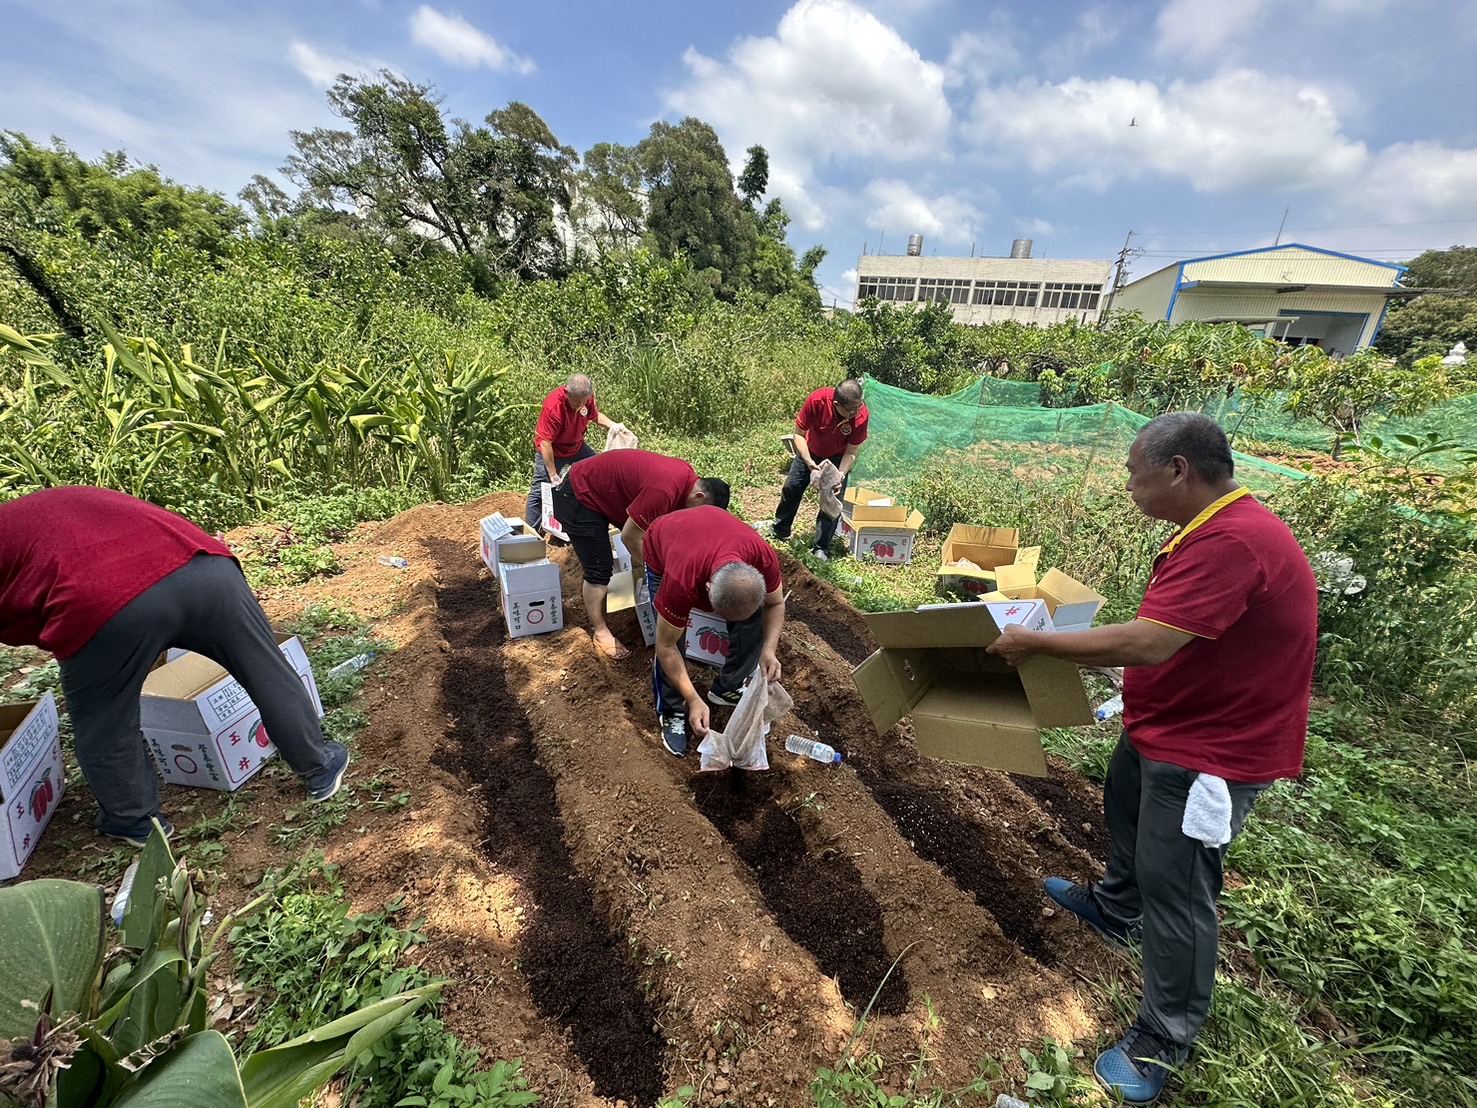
[1016,1037,1095,1104]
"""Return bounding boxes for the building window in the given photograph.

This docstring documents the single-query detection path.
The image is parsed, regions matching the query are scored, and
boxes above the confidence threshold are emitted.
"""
[917,278,973,305]
[972,280,1040,307]
[1041,282,1103,310]
[857,276,917,302]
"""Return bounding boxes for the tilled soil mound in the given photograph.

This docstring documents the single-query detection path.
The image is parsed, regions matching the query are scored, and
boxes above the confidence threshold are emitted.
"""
[21,493,1129,1106]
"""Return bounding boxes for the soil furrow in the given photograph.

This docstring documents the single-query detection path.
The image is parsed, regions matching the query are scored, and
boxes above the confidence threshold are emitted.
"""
[430,537,666,1106]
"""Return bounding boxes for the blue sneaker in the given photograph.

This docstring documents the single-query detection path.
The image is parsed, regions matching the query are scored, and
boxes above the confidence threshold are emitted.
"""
[306,742,351,802]
[1043,877,1141,948]
[659,715,689,757]
[1095,1024,1186,1103]
[100,816,173,848]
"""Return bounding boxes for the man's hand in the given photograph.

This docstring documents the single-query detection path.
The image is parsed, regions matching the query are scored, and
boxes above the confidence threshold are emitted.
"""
[986,624,1041,668]
[829,479,843,495]
[686,696,711,738]
[759,650,782,681]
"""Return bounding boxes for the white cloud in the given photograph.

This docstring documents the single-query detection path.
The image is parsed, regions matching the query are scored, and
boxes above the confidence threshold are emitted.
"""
[409,5,534,74]
[666,0,952,231]
[1353,142,1477,223]
[862,178,984,243]
[944,21,1019,87]
[1155,0,1395,60]
[1043,5,1120,71]
[1016,217,1056,237]
[966,68,1368,193]
[287,41,384,88]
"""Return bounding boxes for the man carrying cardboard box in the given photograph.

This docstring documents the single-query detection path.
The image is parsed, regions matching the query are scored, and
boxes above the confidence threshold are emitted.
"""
[0,487,351,847]
[769,379,868,560]
[525,373,628,539]
[987,413,1317,1104]
[643,506,784,757]
[553,449,731,660]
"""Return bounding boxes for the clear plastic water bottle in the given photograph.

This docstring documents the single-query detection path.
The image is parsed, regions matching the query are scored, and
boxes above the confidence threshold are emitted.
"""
[327,653,376,678]
[377,556,409,569]
[784,735,842,764]
[1095,693,1124,721]
[111,858,140,926]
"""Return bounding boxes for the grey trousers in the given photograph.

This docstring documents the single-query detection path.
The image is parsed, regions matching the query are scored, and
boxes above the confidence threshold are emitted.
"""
[59,553,331,831]
[525,443,596,531]
[1093,733,1268,1048]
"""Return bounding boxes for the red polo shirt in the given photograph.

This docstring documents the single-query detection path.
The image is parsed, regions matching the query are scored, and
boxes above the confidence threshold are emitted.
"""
[1123,491,1317,783]
[566,449,698,530]
[644,507,782,627]
[0,487,234,660]
[796,388,869,459]
[534,386,600,457]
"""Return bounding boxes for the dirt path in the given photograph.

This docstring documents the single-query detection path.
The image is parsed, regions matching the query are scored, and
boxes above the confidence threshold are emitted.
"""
[19,493,1129,1106]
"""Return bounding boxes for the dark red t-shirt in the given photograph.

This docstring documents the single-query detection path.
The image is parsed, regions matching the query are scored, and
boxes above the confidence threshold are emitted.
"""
[796,388,869,459]
[566,449,698,531]
[1123,492,1317,783]
[534,386,599,457]
[0,487,234,660]
[644,506,782,627]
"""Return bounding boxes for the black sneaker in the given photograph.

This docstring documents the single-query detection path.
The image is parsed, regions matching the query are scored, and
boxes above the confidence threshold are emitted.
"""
[100,816,174,848]
[1095,1024,1186,1103]
[707,686,744,708]
[306,741,351,802]
[1044,877,1141,948]
[659,715,689,757]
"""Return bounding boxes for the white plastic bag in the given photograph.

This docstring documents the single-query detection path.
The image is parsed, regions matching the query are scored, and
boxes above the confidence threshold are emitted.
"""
[606,423,639,450]
[698,677,794,772]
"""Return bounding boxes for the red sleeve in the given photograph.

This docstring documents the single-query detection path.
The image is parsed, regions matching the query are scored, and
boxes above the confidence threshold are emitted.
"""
[653,586,691,628]
[1137,531,1260,639]
[795,391,822,432]
[848,406,870,446]
[758,544,782,595]
[534,392,564,448]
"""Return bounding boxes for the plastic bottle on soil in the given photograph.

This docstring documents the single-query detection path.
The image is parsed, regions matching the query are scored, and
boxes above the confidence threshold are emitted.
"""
[784,735,842,765]
[327,653,376,678]
[1095,693,1124,721]
[377,556,409,569]
[111,858,140,926]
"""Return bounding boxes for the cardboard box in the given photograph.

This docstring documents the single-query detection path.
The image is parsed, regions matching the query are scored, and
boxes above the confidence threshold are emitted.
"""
[141,635,323,792]
[684,610,731,667]
[936,525,1023,596]
[850,603,1092,776]
[539,483,569,541]
[605,533,657,646]
[479,513,529,573]
[496,538,564,638]
[1,694,64,880]
[981,567,1106,633]
[839,488,925,564]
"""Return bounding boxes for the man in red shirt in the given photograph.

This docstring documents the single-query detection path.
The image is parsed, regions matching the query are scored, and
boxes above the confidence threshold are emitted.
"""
[553,449,732,658]
[770,379,868,560]
[642,507,785,757]
[525,374,627,537]
[988,413,1316,1104]
[0,487,351,847]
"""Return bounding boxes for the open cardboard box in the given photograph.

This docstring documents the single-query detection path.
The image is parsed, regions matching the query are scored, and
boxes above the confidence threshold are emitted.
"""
[839,487,925,564]
[141,634,322,791]
[496,537,564,638]
[1,694,64,879]
[851,602,1092,776]
[479,513,529,574]
[981,566,1106,632]
[936,526,1034,596]
[606,532,657,646]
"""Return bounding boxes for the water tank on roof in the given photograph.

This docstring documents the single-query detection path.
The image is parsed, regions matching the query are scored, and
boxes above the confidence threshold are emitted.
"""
[1010,239,1033,259]
[907,234,923,256]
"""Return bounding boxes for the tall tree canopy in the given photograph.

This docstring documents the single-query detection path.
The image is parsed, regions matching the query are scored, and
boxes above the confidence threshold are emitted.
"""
[1377,245,1477,362]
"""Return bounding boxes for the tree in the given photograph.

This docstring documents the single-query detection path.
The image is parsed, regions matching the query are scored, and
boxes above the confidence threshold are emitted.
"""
[282,72,577,285]
[737,144,769,207]
[1376,245,1477,363]
[575,141,645,253]
[1402,245,1477,291]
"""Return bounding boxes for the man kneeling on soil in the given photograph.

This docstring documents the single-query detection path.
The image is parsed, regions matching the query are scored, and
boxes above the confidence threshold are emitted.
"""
[643,506,784,757]
[987,413,1316,1104]
[0,486,352,848]
[552,449,731,659]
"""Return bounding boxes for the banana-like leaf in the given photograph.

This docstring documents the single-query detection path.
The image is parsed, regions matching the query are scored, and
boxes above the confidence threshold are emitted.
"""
[238,984,440,1108]
[110,1030,247,1108]
[0,880,107,1039]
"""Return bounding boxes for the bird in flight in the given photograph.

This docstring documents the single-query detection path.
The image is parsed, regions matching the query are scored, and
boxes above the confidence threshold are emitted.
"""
[1129,116,1138,127]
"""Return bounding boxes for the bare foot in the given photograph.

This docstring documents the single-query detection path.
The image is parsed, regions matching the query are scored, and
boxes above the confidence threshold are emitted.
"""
[592,631,630,660]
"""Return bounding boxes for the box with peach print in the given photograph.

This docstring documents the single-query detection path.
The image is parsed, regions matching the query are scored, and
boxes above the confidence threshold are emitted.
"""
[838,487,925,564]
[684,610,731,667]
[1,693,64,880]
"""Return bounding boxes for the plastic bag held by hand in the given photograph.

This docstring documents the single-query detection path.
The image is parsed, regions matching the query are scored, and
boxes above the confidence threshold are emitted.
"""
[698,678,795,771]
[810,459,843,520]
[606,423,639,450]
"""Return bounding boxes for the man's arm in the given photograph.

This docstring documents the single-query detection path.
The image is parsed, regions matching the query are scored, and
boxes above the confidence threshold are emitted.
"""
[758,587,785,680]
[837,443,861,477]
[792,435,818,470]
[594,411,616,429]
[539,440,562,483]
[621,517,646,582]
[987,619,1195,669]
[655,618,710,735]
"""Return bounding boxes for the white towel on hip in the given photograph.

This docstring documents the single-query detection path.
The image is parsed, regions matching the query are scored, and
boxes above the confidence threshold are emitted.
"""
[1182,773,1233,848]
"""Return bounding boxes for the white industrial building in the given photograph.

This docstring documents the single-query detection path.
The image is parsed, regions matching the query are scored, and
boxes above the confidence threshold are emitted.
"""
[1111,243,1413,356]
[855,239,1114,326]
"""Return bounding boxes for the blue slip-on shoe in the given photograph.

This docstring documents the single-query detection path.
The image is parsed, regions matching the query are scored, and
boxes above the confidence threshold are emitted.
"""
[100,816,173,849]
[1095,1024,1186,1103]
[306,742,351,802]
[659,715,689,757]
[1043,877,1141,949]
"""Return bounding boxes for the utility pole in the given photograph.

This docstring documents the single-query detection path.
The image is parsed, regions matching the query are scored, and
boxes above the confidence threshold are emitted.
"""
[1100,230,1135,328]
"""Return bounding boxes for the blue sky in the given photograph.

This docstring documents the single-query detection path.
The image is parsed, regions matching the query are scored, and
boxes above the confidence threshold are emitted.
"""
[6,0,1477,308]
